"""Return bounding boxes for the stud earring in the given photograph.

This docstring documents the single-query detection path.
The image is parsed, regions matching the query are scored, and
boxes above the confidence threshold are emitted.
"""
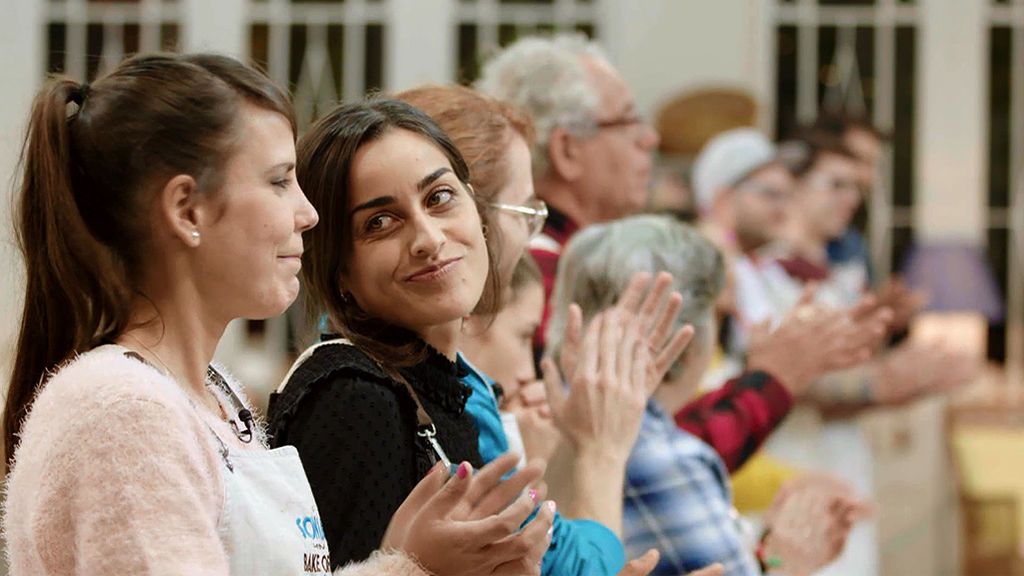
[190,230,200,242]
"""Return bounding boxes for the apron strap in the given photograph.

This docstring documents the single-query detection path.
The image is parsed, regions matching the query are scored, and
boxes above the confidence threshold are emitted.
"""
[206,366,256,444]
[280,340,452,468]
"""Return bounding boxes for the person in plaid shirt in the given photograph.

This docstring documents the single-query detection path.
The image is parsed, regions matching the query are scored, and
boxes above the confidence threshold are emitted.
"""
[546,215,872,576]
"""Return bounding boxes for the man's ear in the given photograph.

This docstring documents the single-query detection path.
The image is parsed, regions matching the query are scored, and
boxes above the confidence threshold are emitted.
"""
[546,126,585,183]
[711,188,736,228]
[158,174,203,247]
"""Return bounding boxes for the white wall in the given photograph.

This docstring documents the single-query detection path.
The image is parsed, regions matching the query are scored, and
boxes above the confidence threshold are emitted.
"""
[0,0,44,383]
[599,0,770,123]
[915,0,987,244]
[387,0,455,92]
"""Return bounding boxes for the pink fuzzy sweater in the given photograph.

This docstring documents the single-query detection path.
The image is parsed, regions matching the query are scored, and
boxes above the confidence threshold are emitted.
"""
[3,346,428,576]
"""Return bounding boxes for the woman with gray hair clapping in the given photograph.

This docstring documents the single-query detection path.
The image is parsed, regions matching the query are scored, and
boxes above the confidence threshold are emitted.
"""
[546,215,868,576]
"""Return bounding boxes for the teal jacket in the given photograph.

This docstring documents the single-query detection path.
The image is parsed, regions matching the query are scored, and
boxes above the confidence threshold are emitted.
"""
[458,355,627,576]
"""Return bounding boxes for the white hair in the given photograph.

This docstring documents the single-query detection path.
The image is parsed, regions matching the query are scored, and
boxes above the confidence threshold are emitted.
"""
[476,33,608,178]
[546,215,725,380]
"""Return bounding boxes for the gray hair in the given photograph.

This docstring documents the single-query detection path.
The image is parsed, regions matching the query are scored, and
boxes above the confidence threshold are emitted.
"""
[476,33,607,178]
[546,215,725,380]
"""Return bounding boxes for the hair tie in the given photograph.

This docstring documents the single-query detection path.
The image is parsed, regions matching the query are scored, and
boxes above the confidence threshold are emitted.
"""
[70,82,90,106]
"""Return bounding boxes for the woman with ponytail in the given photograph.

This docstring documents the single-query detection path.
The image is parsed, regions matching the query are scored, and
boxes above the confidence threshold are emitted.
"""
[3,53,551,575]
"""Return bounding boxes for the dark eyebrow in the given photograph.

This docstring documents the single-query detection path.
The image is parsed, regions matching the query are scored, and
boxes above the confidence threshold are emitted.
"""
[417,167,451,192]
[350,195,397,218]
[349,167,452,218]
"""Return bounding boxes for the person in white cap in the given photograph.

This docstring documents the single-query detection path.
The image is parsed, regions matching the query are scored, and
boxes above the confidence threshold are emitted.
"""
[696,129,885,576]
[692,128,793,256]
[691,128,798,354]
[695,126,979,576]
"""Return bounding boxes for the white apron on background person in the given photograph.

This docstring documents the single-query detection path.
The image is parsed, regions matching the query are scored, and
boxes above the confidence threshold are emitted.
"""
[731,254,878,576]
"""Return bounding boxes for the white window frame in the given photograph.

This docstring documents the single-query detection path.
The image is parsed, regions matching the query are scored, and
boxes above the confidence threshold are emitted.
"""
[987,0,1024,381]
[769,0,921,282]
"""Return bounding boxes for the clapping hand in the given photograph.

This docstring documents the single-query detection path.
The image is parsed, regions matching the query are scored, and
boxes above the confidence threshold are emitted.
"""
[542,272,694,455]
[747,287,892,398]
[382,453,555,576]
[762,473,872,576]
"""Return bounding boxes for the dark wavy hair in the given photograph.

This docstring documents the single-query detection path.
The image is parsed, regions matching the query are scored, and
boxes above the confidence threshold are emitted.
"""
[296,98,502,367]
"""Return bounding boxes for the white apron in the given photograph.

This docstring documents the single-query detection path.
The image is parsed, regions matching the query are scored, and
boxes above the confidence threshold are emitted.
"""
[732,256,879,576]
[200,359,332,576]
[114,345,332,575]
[219,443,332,575]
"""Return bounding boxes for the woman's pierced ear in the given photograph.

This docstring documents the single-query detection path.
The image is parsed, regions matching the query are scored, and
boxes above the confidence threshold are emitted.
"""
[190,230,201,245]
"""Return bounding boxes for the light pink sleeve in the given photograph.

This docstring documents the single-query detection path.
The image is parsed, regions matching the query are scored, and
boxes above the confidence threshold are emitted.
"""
[13,391,229,574]
[334,551,431,576]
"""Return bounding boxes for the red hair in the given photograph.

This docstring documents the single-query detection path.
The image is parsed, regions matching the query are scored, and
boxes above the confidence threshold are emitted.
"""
[396,84,534,204]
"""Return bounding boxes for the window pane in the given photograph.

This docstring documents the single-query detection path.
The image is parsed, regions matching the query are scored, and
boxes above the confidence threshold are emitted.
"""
[775,25,798,139]
[365,23,385,94]
[989,26,1012,210]
[892,26,916,209]
[987,228,1009,361]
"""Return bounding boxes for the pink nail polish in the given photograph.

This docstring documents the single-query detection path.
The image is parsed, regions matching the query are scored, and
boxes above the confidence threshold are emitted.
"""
[456,462,470,480]
[529,489,539,504]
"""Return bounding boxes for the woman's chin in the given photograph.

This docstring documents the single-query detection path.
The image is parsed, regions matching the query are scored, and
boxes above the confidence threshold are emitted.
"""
[249,286,301,320]
[395,302,477,331]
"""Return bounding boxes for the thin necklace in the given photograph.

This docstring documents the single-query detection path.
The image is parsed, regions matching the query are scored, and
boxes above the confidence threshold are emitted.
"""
[121,332,227,419]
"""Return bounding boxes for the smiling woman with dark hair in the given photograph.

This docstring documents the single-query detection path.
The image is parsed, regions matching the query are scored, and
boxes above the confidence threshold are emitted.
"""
[267,98,554,575]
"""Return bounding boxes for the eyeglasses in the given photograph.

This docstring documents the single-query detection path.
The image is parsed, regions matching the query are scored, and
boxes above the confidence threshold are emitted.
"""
[489,198,549,238]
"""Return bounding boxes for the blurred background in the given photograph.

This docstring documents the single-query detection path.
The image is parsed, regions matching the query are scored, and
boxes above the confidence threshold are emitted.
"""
[1,0,1023,574]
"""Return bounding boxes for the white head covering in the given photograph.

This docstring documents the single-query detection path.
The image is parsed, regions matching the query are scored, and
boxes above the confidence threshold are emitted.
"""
[692,128,777,213]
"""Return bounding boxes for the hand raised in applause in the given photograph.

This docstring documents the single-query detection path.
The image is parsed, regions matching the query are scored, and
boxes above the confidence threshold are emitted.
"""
[543,271,694,459]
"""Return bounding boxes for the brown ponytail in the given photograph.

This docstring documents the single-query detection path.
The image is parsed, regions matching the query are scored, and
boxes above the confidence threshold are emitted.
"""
[4,53,294,465]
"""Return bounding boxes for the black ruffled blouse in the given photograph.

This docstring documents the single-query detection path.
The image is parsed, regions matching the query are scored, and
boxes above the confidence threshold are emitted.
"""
[266,338,483,570]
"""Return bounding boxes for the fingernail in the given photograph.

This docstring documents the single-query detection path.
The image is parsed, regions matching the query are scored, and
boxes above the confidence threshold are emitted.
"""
[456,462,470,480]
[528,488,539,504]
[546,500,557,514]
[547,525,554,538]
